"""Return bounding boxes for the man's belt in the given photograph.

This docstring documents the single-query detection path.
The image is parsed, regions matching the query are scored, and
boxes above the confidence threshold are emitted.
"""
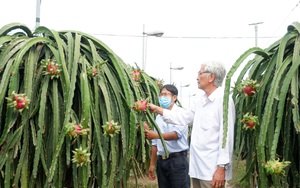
[158,150,188,160]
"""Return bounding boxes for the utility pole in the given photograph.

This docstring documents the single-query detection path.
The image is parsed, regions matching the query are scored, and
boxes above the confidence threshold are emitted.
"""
[142,25,164,70]
[249,22,264,47]
[35,0,41,29]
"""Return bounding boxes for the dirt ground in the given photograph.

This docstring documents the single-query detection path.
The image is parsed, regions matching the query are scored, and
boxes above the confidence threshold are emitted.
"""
[129,176,236,188]
[129,159,247,188]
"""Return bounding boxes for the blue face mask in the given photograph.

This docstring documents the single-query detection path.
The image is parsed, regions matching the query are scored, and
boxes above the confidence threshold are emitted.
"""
[159,96,172,109]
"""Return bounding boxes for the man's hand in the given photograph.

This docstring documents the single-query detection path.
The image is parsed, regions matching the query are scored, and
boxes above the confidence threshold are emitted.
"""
[145,130,159,140]
[148,165,156,180]
[211,166,226,188]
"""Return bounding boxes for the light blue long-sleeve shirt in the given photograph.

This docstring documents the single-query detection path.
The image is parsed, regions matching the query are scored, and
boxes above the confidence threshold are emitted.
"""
[152,104,190,155]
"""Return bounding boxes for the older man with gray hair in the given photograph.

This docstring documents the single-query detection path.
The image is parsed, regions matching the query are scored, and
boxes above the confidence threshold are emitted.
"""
[149,61,236,188]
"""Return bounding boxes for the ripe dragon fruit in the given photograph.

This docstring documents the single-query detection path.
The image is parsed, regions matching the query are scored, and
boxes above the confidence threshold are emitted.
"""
[133,99,148,112]
[41,59,61,79]
[6,91,30,112]
[264,158,291,175]
[131,69,141,82]
[72,146,91,167]
[65,122,89,139]
[238,79,261,97]
[240,112,259,130]
[102,120,121,137]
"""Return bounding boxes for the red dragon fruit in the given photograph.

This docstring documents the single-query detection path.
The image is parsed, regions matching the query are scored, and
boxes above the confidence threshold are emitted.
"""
[238,79,261,97]
[264,158,291,175]
[47,63,57,74]
[240,113,259,130]
[102,120,121,137]
[87,66,98,78]
[133,99,148,112]
[132,69,141,82]
[41,59,61,79]
[65,122,89,139]
[6,91,30,112]
[72,146,91,167]
[16,98,27,109]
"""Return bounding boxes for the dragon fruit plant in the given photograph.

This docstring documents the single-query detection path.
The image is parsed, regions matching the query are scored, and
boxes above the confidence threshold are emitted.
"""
[223,23,300,187]
[0,23,162,188]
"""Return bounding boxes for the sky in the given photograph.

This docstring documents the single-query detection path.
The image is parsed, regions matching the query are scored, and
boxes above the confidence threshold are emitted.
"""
[1,0,300,107]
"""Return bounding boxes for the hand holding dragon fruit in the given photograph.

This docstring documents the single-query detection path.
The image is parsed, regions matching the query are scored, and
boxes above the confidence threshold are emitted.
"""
[240,112,259,130]
[238,79,261,97]
[264,158,291,175]
[6,91,30,112]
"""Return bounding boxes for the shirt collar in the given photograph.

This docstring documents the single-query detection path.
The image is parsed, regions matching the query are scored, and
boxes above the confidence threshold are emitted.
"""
[170,103,179,111]
[201,87,222,103]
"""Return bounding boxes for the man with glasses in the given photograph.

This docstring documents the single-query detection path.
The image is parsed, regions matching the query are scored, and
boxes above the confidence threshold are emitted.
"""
[149,62,236,188]
[145,84,190,188]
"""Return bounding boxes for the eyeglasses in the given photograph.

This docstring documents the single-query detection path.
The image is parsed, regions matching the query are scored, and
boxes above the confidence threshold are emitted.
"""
[198,71,210,76]
[159,92,173,97]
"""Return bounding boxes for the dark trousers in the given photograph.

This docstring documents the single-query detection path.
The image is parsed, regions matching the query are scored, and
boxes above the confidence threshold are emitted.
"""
[156,155,190,188]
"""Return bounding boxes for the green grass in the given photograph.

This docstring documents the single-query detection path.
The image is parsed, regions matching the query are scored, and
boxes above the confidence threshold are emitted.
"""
[227,159,251,188]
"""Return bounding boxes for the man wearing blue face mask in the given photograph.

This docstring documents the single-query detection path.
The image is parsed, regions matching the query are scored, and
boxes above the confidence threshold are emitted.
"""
[145,84,190,188]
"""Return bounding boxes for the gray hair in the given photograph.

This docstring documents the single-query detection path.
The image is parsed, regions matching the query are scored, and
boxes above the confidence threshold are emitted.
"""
[201,61,226,87]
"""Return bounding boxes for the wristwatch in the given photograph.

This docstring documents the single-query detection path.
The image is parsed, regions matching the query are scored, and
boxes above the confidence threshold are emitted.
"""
[218,164,229,170]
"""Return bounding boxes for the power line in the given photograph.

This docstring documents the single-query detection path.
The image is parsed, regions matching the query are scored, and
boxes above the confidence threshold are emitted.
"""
[90,2,300,42]
[272,0,300,35]
[89,33,280,40]
[264,0,300,46]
